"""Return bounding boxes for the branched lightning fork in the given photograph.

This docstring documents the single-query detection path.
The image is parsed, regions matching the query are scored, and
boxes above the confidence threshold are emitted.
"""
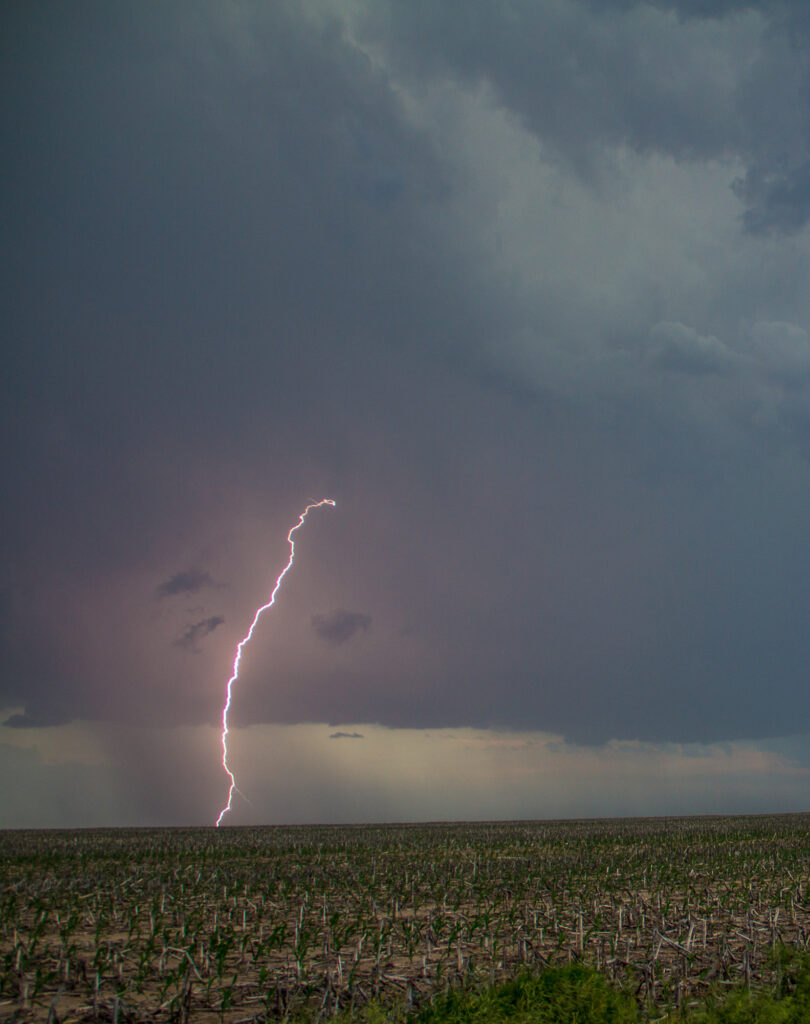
[215,498,336,827]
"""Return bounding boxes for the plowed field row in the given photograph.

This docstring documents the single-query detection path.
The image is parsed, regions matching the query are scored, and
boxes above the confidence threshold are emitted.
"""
[2,815,809,1021]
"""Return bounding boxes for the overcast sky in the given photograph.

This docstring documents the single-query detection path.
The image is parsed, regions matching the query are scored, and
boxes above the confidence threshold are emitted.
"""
[4,0,810,826]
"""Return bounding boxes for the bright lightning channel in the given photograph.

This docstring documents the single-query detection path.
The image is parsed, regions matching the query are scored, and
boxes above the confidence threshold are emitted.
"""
[215,498,336,827]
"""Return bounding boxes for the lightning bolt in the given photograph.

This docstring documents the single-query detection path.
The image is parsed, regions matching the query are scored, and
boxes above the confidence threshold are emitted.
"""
[215,498,336,827]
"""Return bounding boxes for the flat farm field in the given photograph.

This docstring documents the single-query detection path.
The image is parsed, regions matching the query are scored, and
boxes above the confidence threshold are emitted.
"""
[2,814,810,1022]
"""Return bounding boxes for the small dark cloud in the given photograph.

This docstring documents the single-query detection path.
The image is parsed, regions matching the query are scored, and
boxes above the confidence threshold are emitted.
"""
[311,609,372,646]
[329,731,364,739]
[3,706,71,729]
[156,568,216,599]
[174,615,224,652]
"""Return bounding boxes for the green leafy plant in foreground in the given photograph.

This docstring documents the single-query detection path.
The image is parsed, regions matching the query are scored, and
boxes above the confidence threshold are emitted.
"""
[321,952,810,1024]
[313,966,638,1024]
[672,946,810,1023]
[414,966,638,1024]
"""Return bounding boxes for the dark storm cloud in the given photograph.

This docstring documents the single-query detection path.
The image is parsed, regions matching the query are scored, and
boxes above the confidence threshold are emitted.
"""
[329,731,364,739]
[311,610,372,646]
[156,569,216,599]
[174,616,225,652]
[5,0,810,764]
[358,0,749,165]
[358,0,810,234]
[1,0,453,728]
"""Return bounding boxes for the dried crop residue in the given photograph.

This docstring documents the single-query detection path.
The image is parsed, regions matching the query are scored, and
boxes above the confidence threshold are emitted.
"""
[2,816,810,1021]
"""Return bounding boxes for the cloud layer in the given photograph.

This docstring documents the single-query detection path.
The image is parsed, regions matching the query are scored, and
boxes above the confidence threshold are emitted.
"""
[4,0,810,808]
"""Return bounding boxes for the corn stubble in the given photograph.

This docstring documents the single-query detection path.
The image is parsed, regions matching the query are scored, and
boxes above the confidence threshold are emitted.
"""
[2,814,810,1022]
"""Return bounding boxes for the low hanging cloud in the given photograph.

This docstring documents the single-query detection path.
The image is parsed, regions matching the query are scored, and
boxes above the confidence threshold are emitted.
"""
[174,615,225,652]
[329,731,364,740]
[311,609,372,646]
[156,568,216,599]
